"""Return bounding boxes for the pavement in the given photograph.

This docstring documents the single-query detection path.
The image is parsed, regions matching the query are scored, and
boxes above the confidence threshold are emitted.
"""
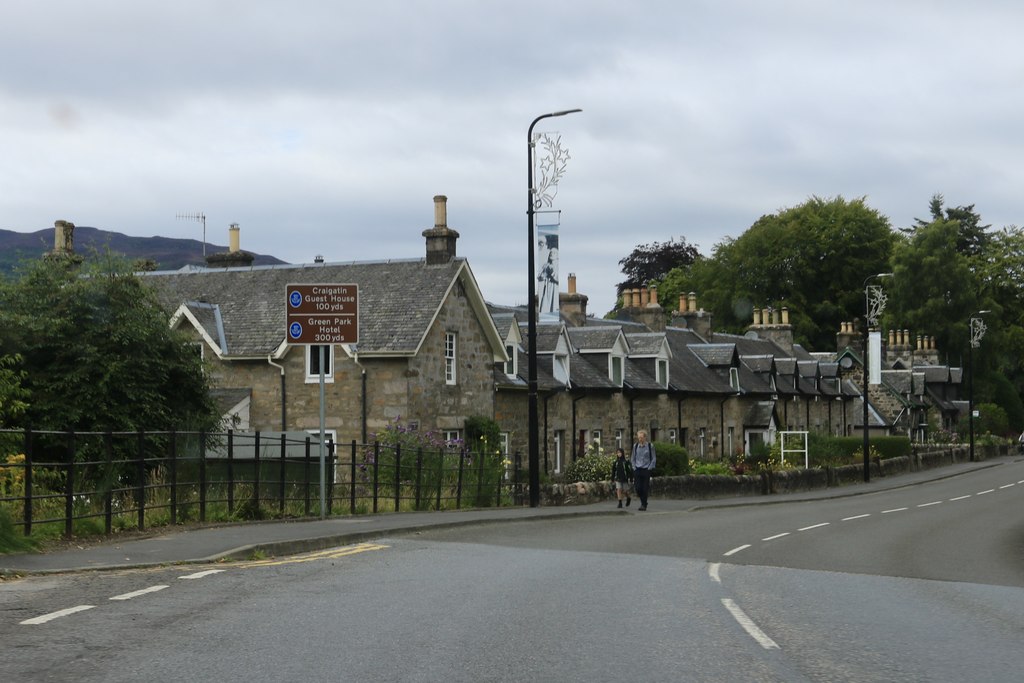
[0,456,1011,576]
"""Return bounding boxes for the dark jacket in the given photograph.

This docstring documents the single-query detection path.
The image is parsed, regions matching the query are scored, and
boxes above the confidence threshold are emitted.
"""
[611,456,633,483]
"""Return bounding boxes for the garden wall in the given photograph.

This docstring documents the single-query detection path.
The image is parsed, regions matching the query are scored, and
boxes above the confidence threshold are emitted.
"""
[541,444,1010,505]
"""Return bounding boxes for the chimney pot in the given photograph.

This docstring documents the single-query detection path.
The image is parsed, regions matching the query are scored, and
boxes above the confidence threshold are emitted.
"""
[433,195,447,227]
[568,273,577,294]
[229,223,240,253]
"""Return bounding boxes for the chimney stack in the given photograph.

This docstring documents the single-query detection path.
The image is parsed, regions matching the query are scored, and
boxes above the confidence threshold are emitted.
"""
[559,272,589,327]
[206,223,255,268]
[422,195,460,265]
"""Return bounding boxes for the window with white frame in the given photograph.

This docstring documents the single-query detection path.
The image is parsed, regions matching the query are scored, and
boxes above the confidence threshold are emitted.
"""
[504,343,517,377]
[729,367,740,391]
[668,428,677,444]
[500,432,511,479]
[445,333,457,385]
[615,429,624,450]
[443,430,462,450]
[306,345,334,383]
[657,359,668,388]
[610,355,623,386]
[305,429,338,455]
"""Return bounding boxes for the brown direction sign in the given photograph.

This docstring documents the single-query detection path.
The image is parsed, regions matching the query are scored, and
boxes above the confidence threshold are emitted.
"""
[285,283,359,345]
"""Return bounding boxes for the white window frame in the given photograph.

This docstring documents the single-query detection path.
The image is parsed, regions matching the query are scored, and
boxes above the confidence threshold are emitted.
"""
[657,359,668,388]
[445,333,457,385]
[504,343,517,377]
[668,428,677,444]
[306,345,335,383]
[615,429,624,450]
[730,367,740,391]
[610,355,624,387]
[443,429,461,450]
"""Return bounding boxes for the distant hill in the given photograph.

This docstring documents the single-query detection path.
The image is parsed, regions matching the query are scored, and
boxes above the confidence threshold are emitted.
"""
[0,226,287,276]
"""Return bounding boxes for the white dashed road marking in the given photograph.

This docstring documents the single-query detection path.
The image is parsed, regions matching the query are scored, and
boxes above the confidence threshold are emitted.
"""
[20,605,95,625]
[110,585,169,601]
[949,495,971,501]
[708,563,721,583]
[762,532,790,541]
[917,501,942,508]
[722,599,779,650]
[882,507,908,514]
[977,489,995,495]
[798,523,830,532]
[842,514,871,521]
[179,569,225,580]
[723,544,750,557]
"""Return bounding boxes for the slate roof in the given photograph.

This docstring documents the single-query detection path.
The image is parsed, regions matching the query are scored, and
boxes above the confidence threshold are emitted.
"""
[143,258,501,358]
[664,330,736,395]
[623,332,668,356]
[688,343,737,368]
[567,326,626,353]
[743,401,777,428]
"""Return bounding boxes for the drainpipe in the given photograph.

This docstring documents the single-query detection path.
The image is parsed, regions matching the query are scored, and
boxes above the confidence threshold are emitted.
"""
[628,392,636,449]
[571,392,585,462]
[676,395,685,448]
[718,396,729,461]
[543,391,555,473]
[352,347,368,444]
[267,355,286,431]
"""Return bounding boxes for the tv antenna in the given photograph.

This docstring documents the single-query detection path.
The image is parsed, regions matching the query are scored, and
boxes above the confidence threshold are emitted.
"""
[176,212,207,258]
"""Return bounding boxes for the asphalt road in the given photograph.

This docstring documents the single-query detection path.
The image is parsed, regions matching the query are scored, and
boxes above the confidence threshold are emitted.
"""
[2,458,1022,682]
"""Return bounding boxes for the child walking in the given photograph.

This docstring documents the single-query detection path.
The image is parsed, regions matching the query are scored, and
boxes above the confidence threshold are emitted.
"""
[610,447,633,508]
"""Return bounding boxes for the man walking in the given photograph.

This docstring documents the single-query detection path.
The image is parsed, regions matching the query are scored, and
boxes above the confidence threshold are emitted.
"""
[631,430,656,511]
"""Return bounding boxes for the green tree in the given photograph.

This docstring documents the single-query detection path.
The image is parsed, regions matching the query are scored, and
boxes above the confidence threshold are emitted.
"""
[911,193,991,259]
[0,253,218,435]
[660,196,895,349]
[0,354,29,426]
[887,216,985,360]
[617,237,700,295]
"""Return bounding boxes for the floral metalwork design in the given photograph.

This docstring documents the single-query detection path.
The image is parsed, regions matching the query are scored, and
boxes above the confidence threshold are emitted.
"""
[532,132,572,210]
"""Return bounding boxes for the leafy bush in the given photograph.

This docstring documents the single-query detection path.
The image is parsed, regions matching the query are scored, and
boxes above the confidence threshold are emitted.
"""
[652,441,689,476]
[563,454,615,483]
[691,461,732,476]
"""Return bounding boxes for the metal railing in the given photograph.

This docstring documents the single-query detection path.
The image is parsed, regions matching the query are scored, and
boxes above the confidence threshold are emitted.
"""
[0,429,525,539]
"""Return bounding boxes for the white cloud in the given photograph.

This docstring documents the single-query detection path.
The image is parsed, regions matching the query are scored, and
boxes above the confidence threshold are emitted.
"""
[3,0,1024,316]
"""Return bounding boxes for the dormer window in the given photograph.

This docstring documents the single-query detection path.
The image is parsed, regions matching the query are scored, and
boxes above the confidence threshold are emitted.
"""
[610,355,624,386]
[730,367,740,390]
[504,343,517,377]
[657,359,669,388]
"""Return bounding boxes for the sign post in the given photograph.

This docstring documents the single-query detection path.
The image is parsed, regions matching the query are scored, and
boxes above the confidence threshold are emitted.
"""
[285,284,359,519]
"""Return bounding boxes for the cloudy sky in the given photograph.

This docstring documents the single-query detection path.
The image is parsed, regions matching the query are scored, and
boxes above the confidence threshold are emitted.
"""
[4,1,1023,315]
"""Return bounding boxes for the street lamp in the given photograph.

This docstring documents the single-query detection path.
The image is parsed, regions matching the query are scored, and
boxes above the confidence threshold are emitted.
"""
[527,109,581,507]
[968,311,991,462]
[862,272,893,482]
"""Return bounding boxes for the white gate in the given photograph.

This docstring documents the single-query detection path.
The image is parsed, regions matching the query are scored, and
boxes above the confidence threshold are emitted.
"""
[779,431,809,469]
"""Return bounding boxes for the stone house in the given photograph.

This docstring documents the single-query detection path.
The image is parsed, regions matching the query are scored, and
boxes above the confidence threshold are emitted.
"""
[142,196,507,448]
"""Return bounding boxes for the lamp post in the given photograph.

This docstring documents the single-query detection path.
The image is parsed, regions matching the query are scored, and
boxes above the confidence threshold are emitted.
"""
[527,109,581,507]
[968,311,990,462]
[862,272,893,482]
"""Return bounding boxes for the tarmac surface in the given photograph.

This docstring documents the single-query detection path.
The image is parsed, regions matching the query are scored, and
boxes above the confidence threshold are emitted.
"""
[0,457,1010,576]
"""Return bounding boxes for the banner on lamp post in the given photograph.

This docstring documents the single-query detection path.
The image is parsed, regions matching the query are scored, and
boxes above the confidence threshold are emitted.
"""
[536,223,559,323]
[869,330,882,385]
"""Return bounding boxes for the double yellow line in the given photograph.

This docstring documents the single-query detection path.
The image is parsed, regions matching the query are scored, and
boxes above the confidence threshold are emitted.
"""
[240,542,389,568]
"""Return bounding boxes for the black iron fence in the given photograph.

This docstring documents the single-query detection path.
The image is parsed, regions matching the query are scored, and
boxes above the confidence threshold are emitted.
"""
[0,429,526,539]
